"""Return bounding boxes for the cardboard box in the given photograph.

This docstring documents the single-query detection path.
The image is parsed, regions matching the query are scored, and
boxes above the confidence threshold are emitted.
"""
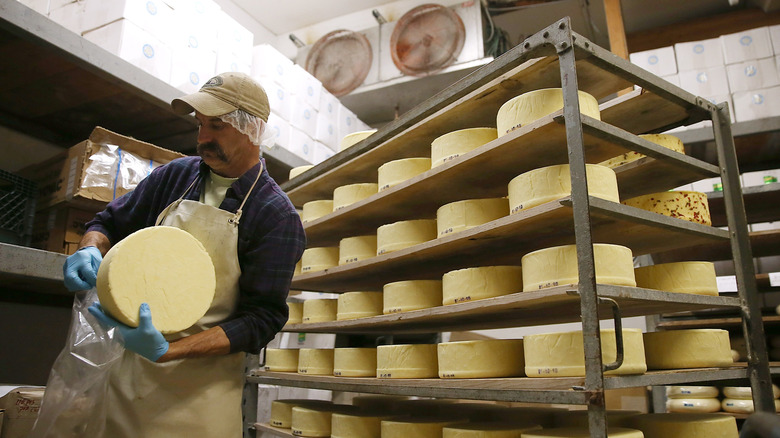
[216,49,251,76]
[267,112,292,149]
[256,77,294,122]
[315,112,339,151]
[674,38,724,71]
[290,97,319,139]
[252,44,295,89]
[313,141,335,165]
[0,387,44,438]
[630,46,678,77]
[726,57,780,93]
[21,126,184,211]
[733,86,780,122]
[49,0,174,39]
[678,66,730,97]
[318,89,340,118]
[721,27,774,65]
[287,128,316,164]
[290,65,323,111]
[31,206,100,254]
[216,10,254,60]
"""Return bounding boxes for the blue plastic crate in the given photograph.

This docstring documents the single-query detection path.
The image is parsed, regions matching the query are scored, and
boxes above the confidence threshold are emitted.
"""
[0,168,37,246]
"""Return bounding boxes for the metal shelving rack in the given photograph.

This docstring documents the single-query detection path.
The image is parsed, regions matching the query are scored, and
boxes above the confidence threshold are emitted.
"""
[248,17,775,437]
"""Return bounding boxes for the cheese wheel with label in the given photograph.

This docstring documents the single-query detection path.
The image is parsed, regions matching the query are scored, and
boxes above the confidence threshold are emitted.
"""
[599,134,685,169]
[378,158,431,191]
[721,398,780,413]
[291,405,356,437]
[332,411,394,438]
[377,344,438,378]
[508,164,619,214]
[339,235,377,265]
[302,200,333,223]
[521,243,636,291]
[333,183,378,210]
[496,88,600,137]
[382,418,459,438]
[340,129,377,151]
[302,298,337,323]
[297,348,334,375]
[431,128,498,168]
[643,329,733,369]
[443,421,542,438]
[287,301,303,324]
[96,226,216,334]
[524,328,647,377]
[666,398,721,413]
[383,280,443,314]
[521,428,642,438]
[270,399,332,428]
[437,198,509,237]
[337,291,383,320]
[722,384,780,399]
[622,191,711,226]
[438,339,525,378]
[634,262,718,296]
[289,165,314,179]
[333,347,377,377]
[264,348,299,372]
[377,219,437,255]
[301,247,339,273]
[666,386,719,399]
[442,266,523,305]
[627,413,738,438]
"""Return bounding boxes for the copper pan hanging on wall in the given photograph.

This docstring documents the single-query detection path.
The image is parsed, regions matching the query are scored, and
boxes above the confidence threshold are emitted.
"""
[305,29,373,97]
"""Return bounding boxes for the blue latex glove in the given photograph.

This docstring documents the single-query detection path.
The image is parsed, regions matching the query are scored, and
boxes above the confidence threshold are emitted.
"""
[63,246,103,291]
[88,302,169,362]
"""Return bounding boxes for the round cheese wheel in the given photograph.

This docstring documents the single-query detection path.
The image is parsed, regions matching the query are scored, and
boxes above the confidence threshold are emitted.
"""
[302,298,337,323]
[340,129,377,151]
[622,191,711,226]
[643,329,733,369]
[332,411,393,438]
[270,399,332,428]
[722,384,780,399]
[437,339,524,378]
[383,280,443,314]
[333,347,377,377]
[301,247,339,273]
[666,398,721,413]
[521,243,636,291]
[291,405,352,437]
[524,328,647,377]
[297,348,335,375]
[721,398,780,413]
[634,262,718,296]
[287,301,303,324]
[302,200,334,223]
[337,291,383,320]
[442,266,523,305]
[339,235,377,265]
[437,198,509,237]
[520,427,642,438]
[333,183,378,210]
[628,413,738,438]
[666,386,719,399]
[553,410,641,428]
[507,164,619,214]
[430,127,498,168]
[377,344,438,378]
[442,421,542,437]
[96,226,216,334]
[381,418,459,438]
[289,165,314,180]
[378,157,431,191]
[599,134,685,169]
[294,260,302,276]
[264,348,299,372]
[377,219,437,255]
[496,88,600,137]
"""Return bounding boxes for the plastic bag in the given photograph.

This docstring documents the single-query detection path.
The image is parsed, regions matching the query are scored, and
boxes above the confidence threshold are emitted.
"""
[81,144,161,200]
[29,289,124,438]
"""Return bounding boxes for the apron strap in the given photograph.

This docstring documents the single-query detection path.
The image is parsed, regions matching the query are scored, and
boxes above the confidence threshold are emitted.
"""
[229,161,264,226]
[156,175,200,226]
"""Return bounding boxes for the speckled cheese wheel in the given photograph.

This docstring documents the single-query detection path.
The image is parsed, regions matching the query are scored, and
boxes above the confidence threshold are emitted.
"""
[627,413,739,438]
[333,347,377,377]
[520,427,643,438]
[643,329,733,369]
[437,198,509,237]
[333,183,378,210]
[301,200,333,223]
[666,398,721,413]
[289,165,314,179]
[264,348,299,372]
[376,219,437,255]
[634,262,718,296]
[383,280,443,314]
[340,129,377,151]
[378,158,431,191]
[437,339,525,378]
[431,128,498,168]
[622,191,711,226]
[507,164,619,214]
[96,226,216,334]
[521,243,636,291]
[337,291,383,320]
[302,298,337,323]
[377,344,438,378]
[496,89,600,137]
[442,266,523,305]
[442,421,542,438]
[300,247,339,273]
[287,301,303,324]
[297,348,335,375]
[599,134,685,168]
[338,235,377,265]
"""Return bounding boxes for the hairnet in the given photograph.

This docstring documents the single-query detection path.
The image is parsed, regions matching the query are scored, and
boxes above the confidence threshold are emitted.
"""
[218,109,275,148]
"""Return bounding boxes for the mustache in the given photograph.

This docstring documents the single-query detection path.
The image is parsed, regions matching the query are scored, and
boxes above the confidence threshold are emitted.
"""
[197,141,228,161]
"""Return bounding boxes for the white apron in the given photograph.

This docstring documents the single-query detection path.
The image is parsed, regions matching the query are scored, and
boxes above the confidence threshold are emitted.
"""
[104,165,263,438]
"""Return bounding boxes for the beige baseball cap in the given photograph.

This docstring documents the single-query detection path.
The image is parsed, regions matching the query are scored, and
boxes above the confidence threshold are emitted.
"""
[171,72,270,122]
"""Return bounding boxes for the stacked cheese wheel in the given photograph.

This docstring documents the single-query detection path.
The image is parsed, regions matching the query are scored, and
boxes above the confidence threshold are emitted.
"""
[643,329,733,369]
[301,200,333,223]
[665,386,720,413]
[721,384,780,413]
[302,298,337,323]
[300,247,339,273]
[626,413,739,438]
[383,280,443,314]
[287,301,303,324]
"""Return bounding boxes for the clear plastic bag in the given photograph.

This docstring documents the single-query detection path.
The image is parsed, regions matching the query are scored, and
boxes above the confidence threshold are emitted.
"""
[29,289,124,438]
[81,144,161,200]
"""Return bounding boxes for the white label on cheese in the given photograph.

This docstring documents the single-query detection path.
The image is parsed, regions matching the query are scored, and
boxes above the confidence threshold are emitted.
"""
[769,272,780,287]
[716,275,738,292]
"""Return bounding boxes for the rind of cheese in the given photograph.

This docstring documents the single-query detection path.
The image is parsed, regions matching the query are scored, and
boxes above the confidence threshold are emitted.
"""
[294,260,302,276]
[643,329,733,369]
[722,384,780,399]
[331,412,394,438]
[289,165,314,180]
[333,347,377,377]
[507,164,619,214]
[333,183,379,210]
[337,291,383,320]
[524,328,647,377]
[301,246,339,273]
[521,427,642,438]
[96,226,216,334]
[383,280,442,314]
[666,398,721,413]
[553,410,641,428]
[599,134,685,169]
[496,88,600,137]
[302,298,337,323]
[297,348,335,375]
[430,128,498,168]
[622,191,711,226]
[666,386,720,399]
[442,266,523,305]
[627,413,738,438]
[381,418,459,438]
[721,398,780,413]
[521,243,636,291]
[377,344,438,378]
[442,421,542,437]
[437,198,509,237]
[340,129,377,151]
[376,219,437,255]
[634,262,718,296]
[302,200,334,223]
[291,405,345,437]
[339,235,377,265]
[437,339,525,378]
[270,399,332,428]
[264,348,299,372]
[287,301,303,324]
[378,158,432,191]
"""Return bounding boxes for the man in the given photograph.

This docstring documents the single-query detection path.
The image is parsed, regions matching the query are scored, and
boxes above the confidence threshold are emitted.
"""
[61,72,306,437]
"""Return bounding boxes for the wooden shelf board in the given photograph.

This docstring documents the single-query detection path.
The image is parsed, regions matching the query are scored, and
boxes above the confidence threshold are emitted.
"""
[253,424,295,438]
[708,183,780,228]
[652,229,780,264]
[656,315,780,329]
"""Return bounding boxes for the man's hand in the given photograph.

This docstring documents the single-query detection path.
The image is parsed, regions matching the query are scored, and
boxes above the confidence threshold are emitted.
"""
[63,246,103,291]
[89,302,169,362]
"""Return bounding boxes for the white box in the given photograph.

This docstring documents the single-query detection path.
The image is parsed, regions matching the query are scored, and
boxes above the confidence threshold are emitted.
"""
[287,129,316,163]
[721,27,774,65]
[699,94,735,123]
[216,10,254,58]
[290,64,322,110]
[165,0,220,17]
[83,19,172,83]
[266,112,291,148]
[742,169,780,186]
[290,97,319,139]
[256,77,293,122]
[313,141,335,164]
[251,44,294,89]
[752,221,780,232]
[337,104,360,140]
[733,86,780,122]
[314,112,338,151]
[452,0,484,65]
[630,46,678,77]
[678,66,730,97]
[51,0,174,39]
[18,0,49,15]
[771,25,780,54]
[661,74,680,88]
[216,49,251,75]
[169,48,216,93]
[675,38,724,71]
[319,89,340,118]
[726,57,780,92]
